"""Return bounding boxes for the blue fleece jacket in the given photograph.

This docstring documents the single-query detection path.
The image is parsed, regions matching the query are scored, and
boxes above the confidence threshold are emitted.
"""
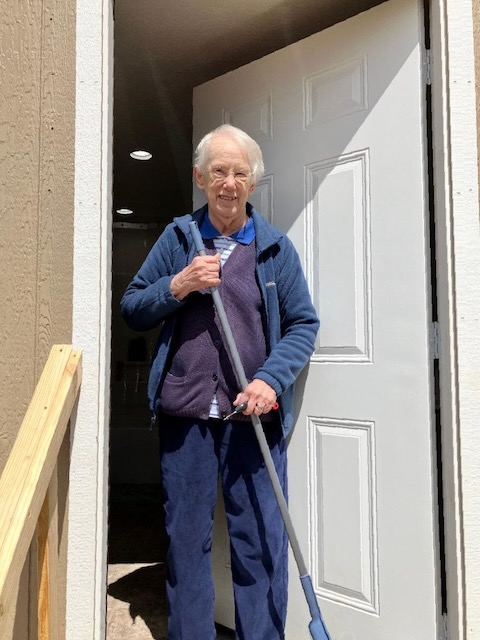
[120,204,319,437]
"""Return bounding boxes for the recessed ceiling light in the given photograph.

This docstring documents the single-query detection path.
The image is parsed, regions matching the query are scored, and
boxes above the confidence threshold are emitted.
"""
[130,150,152,161]
[116,208,133,215]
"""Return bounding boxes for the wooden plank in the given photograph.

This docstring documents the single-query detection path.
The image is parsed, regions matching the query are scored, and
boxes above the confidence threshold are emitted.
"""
[0,345,82,631]
[37,468,59,640]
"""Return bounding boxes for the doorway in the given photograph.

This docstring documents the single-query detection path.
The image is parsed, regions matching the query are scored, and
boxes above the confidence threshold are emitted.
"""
[107,1,441,639]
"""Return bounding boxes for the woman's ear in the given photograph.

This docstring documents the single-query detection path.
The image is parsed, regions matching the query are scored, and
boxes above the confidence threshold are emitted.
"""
[193,166,205,190]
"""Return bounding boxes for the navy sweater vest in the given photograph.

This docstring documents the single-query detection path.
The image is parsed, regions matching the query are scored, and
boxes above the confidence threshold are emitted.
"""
[159,239,273,421]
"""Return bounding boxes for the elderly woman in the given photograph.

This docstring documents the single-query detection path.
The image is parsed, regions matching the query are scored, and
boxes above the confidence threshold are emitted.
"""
[121,124,319,640]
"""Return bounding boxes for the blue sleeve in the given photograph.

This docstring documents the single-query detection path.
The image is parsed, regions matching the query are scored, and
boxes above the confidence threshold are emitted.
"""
[120,226,188,331]
[254,237,319,396]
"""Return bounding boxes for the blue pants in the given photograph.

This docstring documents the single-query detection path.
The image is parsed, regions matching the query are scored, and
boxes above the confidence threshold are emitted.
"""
[158,414,288,640]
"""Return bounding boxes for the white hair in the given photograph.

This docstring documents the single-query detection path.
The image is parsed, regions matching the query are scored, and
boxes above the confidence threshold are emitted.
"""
[194,124,265,183]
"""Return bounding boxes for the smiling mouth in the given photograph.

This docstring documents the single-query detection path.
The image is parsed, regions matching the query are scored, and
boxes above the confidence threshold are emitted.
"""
[219,195,236,201]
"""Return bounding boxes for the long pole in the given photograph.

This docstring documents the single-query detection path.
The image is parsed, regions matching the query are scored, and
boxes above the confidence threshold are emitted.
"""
[189,221,331,640]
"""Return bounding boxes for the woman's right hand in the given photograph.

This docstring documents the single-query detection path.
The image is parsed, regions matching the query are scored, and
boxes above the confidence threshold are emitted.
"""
[170,254,221,300]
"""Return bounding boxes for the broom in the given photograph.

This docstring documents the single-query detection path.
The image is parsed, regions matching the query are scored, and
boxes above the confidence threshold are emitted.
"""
[189,221,331,640]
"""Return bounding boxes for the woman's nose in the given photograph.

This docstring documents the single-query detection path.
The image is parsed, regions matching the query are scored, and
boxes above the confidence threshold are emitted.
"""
[224,173,236,189]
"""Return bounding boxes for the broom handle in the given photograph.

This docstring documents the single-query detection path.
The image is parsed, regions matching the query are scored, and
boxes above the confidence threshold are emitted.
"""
[188,221,309,578]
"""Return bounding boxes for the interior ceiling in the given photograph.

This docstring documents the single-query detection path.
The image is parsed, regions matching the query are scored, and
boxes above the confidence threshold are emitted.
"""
[113,0,385,224]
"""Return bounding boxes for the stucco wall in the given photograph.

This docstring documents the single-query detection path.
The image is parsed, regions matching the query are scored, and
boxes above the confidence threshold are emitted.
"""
[447,1,480,637]
[474,0,480,172]
[0,0,76,637]
[474,0,480,257]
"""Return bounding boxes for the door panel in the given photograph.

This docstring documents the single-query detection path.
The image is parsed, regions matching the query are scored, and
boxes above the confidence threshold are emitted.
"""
[193,1,439,638]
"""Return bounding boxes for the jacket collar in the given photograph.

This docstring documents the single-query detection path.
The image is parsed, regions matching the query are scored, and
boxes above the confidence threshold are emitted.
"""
[173,203,283,255]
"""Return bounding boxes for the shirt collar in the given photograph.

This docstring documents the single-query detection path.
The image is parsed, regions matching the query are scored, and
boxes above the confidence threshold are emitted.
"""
[200,210,255,245]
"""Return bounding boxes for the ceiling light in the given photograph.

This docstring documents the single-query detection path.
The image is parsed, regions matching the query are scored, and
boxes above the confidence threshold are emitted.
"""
[130,150,152,161]
[116,208,133,215]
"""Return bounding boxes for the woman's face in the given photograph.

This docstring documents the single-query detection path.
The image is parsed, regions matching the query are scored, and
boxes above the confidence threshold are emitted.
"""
[194,134,256,235]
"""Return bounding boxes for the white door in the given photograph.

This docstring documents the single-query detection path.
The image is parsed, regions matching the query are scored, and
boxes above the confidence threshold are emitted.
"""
[193,1,439,638]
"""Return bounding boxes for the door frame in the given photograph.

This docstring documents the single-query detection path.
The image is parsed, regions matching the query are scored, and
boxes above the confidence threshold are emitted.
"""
[66,1,480,638]
[429,1,480,638]
[65,0,113,638]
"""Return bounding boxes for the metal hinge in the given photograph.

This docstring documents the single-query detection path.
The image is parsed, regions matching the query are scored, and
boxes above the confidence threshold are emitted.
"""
[430,321,440,360]
[424,47,432,85]
[439,613,449,640]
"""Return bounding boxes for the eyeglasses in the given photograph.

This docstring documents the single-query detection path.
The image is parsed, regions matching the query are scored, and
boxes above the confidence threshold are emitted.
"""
[209,167,252,185]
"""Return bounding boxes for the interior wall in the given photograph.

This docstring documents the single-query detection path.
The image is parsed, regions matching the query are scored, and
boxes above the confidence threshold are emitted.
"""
[111,5,195,486]
[110,224,169,484]
[0,0,76,637]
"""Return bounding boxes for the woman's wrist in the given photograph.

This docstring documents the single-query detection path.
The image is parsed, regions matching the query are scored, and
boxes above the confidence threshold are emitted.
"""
[170,274,187,300]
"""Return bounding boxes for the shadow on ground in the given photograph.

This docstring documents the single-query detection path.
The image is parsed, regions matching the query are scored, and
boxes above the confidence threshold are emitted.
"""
[108,563,168,639]
[107,487,235,639]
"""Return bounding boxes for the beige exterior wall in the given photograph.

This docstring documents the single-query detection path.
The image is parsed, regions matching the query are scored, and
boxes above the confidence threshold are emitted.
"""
[0,0,76,637]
